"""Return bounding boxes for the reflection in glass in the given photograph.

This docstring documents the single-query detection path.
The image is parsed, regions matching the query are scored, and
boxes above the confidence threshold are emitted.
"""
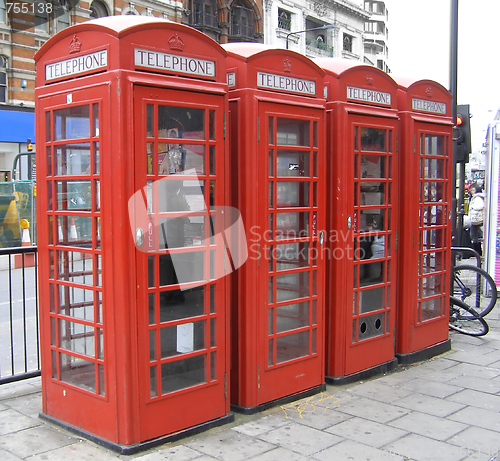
[158,180,204,213]
[92,103,99,137]
[159,216,205,249]
[56,215,93,247]
[420,298,442,321]
[59,319,95,357]
[276,118,310,146]
[161,355,206,394]
[147,104,154,137]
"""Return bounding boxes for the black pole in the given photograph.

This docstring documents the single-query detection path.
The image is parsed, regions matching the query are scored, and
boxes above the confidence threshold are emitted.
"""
[451,0,460,256]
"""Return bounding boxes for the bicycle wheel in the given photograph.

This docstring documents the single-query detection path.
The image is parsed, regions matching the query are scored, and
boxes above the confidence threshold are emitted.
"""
[449,297,489,336]
[453,264,498,317]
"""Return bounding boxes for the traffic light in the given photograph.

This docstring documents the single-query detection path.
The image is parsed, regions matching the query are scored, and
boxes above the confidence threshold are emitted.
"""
[454,104,471,163]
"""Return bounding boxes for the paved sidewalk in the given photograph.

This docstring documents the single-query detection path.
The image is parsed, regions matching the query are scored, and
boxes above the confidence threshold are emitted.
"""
[1,311,499,461]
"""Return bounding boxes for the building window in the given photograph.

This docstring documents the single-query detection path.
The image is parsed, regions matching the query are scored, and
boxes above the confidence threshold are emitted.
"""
[278,8,291,31]
[35,5,49,33]
[230,2,254,39]
[0,0,6,23]
[0,56,7,104]
[193,0,218,28]
[90,0,110,19]
[343,34,353,53]
[56,4,70,32]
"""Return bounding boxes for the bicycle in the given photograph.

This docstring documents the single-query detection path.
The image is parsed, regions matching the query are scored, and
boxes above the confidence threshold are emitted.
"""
[449,296,489,336]
[451,247,498,318]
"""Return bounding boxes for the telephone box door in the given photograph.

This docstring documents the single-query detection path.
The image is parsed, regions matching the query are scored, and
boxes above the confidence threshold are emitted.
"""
[133,86,228,440]
[258,102,325,403]
[347,114,398,376]
[409,122,451,350]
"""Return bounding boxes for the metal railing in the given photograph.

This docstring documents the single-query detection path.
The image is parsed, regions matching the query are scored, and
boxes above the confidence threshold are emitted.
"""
[0,246,40,384]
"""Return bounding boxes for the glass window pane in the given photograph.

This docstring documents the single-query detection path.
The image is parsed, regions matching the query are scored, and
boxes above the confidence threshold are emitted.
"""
[161,355,206,394]
[158,179,205,213]
[276,272,310,302]
[158,143,205,175]
[276,212,309,239]
[160,320,205,358]
[55,144,91,176]
[276,331,309,363]
[276,302,309,333]
[59,353,96,392]
[56,215,93,248]
[277,151,310,177]
[54,106,90,141]
[360,155,385,179]
[59,319,95,357]
[159,251,205,286]
[57,250,94,286]
[147,104,154,137]
[423,158,446,179]
[276,118,310,146]
[58,285,94,320]
[158,106,205,140]
[275,242,310,271]
[424,134,445,156]
[277,182,310,208]
[359,286,385,313]
[360,127,386,151]
[159,285,204,321]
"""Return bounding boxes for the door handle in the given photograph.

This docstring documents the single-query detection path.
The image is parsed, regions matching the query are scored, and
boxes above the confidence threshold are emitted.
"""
[319,230,324,245]
[347,216,352,230]
[135,227,144,247]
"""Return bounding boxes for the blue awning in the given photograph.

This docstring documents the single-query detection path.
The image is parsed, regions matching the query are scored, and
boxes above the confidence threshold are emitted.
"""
[0,109,35,143]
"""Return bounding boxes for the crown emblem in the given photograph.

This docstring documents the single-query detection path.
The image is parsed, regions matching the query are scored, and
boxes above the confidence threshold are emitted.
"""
[69,35,82,54]
[283,58,292,73]
[365,74,374,85]
[168,34,185,52]
[426,87,433,97]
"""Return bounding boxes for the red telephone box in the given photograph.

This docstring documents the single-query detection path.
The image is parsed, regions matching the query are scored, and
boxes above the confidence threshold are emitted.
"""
[34,16,232,452]
[316,59,399,383]
[224,44,326,412]
[395,77,453,364]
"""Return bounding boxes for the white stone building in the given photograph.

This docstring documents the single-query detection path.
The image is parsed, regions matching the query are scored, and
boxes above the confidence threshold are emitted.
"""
[264,0,389,71]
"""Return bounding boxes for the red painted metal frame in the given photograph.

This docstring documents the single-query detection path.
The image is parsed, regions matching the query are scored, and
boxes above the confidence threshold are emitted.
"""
[35,16,230,447]
[396,78,453,356]
[317,59,400,380]
[224,44,326,411]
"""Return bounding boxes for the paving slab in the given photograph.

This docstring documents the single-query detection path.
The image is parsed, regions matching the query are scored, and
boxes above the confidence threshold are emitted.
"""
[346,380,413,403]
[383,433,471,461]
[185,428,276,461]
[245,447,311,461]
[392,392,466,417]
[334,396,410,423]
[446,426,500,459]
[387,410,468,441]
[312,439,406,461]
[446,406,500,432]
[0,408,41,435]
[445,389,500,412]
[25,440,120,461]
[256,422,343,456]
[0,425,79,459]
[395,377,463,399]
[325,416,408,448]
